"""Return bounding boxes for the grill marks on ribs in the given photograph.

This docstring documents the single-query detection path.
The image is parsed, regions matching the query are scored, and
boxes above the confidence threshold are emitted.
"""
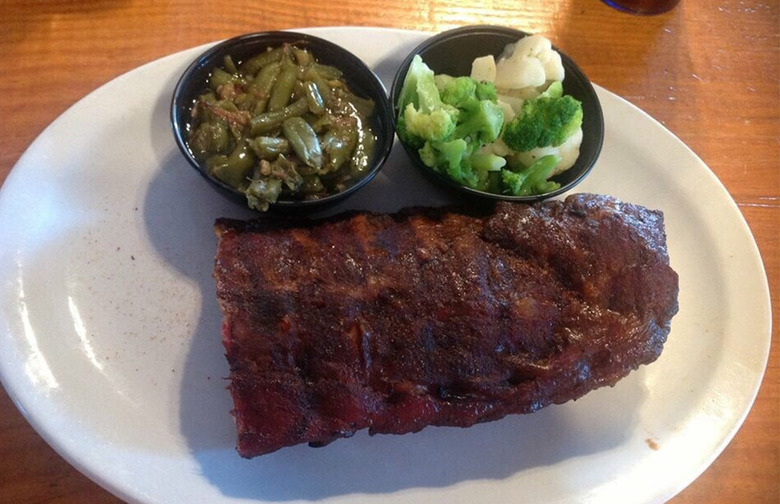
[214,194,679,457]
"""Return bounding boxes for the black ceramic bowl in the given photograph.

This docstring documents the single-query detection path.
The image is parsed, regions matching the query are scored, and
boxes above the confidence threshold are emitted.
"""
[390,25,604,202]
[171,31,394,211]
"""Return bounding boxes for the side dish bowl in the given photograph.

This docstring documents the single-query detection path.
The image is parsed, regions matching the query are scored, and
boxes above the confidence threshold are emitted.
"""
[390,25,605,202]
[171,31,394,211]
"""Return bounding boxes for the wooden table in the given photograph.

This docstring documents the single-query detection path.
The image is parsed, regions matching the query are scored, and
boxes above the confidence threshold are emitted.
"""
[1,1,777,502]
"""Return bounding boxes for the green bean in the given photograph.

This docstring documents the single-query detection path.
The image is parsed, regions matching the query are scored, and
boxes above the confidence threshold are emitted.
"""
[246,177,282,212]
[209,67,243,90]
[303,81,325,115]
[217,83,239,101]
[223,55,238,75]
[282,117,323,169]
[240,47,284,77]
[270,154,304,190]
[233,92,256,111]
[208,142,255,190]
[195,91,217,106]
[302,67,332,105]
[267,65,298,112]
[251,61,281,89]
[306,113,332,134]
[249,98,308,135]
[199,101,250,135]
[312,63,342,80]
[335,88,376,118]
[213,100,239,112]
[291,79,307,102]
[249,136,290,160]
[189,120,230,159]
[292,47,313,67]
[321,121,357,173]
[249,61,281,115]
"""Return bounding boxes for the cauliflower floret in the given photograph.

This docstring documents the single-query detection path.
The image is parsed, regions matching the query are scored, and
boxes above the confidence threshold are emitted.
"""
[496,96,520,122]
[494,35,565,92]
[470,55,497,83]
[512,126,583,176]
[495,57,546,89]
[537,49,564,83]
[508,34,552,60]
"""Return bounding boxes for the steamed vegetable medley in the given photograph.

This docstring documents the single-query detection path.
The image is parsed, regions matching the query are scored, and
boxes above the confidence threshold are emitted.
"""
[188,43,377,210]
[396,35,584,196]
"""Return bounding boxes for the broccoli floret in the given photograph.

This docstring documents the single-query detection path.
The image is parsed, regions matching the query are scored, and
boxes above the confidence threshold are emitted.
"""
[501,154,561,196]
[475,170,503,193]
[434,74,497,103]
[454,99,505,145]
[540,80,563,99]
[437,77,504,145]
[420,143,506,191]
[439,76,477,108]
[501,170,527,195]
[434,73,456,91]
[402,104,457,144]
[501,94,583,152]
[396,55,426,111]
[472,153,506,192]
[396,55,458,145]
[419,139,478,187]
[475,81,498,101]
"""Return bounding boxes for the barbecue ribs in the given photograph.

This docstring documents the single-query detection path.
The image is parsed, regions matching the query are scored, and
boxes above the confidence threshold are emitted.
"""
[213,193,679,457]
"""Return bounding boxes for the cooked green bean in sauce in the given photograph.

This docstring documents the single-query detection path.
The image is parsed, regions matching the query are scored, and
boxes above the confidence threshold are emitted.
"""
[187,43,378,211]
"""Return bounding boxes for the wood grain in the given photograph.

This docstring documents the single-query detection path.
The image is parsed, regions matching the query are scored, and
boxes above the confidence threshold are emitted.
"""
[0,0,777,502]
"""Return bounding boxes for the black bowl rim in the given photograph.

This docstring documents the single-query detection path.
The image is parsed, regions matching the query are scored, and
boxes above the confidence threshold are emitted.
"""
[170,30,395,209]
[389,24,605,203]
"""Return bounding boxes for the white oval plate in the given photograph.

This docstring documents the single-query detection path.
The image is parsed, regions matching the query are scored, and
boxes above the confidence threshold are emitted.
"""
[0,27,771,504]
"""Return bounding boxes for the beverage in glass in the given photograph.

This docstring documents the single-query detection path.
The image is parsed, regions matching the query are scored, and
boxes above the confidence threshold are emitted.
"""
[603,0,680,14]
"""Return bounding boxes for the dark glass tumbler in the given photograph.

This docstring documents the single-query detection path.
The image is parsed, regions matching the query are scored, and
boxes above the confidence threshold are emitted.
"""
[603,0,680,14]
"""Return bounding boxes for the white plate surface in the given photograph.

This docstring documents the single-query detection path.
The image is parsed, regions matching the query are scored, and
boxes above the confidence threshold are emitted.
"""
[0,27,771,504]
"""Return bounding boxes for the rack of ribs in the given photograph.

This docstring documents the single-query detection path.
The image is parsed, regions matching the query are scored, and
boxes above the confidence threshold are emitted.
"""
[213,193,679,457]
